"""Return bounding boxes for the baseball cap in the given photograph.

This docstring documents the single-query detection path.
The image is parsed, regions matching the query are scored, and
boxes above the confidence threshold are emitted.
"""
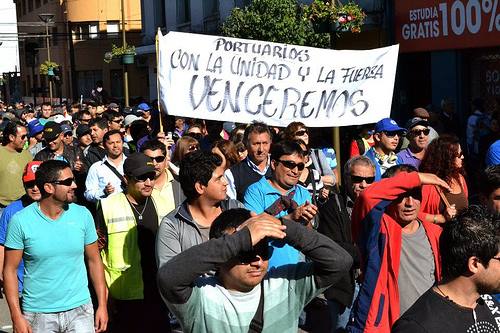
[413,107,430,119]
[405,117,429,130]
[124,153,155,178]
[124,114,140,127]
[43,121,62,142]
[76,124,91,138]
[61,123,73,135]
[108,102,119,110]
[374,118,406,133]
[137,103,151,113]
[28,119,45,137]
[23,161,43,183]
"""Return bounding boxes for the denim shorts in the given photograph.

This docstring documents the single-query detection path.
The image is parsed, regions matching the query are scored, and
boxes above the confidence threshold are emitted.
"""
[23,301,94,333]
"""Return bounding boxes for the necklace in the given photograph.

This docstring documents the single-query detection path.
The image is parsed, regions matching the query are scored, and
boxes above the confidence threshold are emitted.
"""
[127,196,149,221]
[435,285,450,300]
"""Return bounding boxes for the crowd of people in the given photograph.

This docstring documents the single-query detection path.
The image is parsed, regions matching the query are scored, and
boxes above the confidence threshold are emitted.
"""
[0,96,498,333]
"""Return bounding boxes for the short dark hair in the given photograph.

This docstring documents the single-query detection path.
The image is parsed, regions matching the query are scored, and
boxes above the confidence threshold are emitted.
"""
[35,160,71,197]
[88,118,108,130]
[102,110,121,122]
[209,208,252,239]
[103,129,122,143]
[243,122,271,147]
[179,150,222,202]
[440,205,500,280]
[382,164,417,179]
[77,110,91,120]
[41,102,51,107]
[270,140,304,161]
[140,139,167,156]
[480,166,500,197]
[1,121,24,146]
[130,120,149,142]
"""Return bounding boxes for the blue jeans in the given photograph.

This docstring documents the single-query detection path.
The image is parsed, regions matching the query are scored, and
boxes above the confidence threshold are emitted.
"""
[328,283,360,332]
[23,301,94,333]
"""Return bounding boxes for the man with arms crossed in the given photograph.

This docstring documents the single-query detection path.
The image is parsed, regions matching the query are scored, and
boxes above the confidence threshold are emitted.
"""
[3,160,107,333]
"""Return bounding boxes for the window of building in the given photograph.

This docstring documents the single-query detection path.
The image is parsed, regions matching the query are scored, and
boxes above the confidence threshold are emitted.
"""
[28,0,33,12]
[20,0,26,16]
[76,70,102,97]
[52,27,58,46]
[89,22,99,39]
[35,0,41,8]
[72,22,99,41]
[203,0,218,17]
[107,21,119,38]
[176,0,190,24]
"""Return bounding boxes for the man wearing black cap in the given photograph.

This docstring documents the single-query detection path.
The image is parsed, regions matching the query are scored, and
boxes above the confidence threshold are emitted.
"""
[76,124,92,152]
[95,152,172,332]
[396,117,430,170]
[34,121,84,174]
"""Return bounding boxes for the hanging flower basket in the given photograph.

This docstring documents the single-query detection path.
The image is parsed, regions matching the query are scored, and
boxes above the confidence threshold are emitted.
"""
[104,44,136,63]
[121,53,135,65]
[39,60,59,76]
[304,0,366,34]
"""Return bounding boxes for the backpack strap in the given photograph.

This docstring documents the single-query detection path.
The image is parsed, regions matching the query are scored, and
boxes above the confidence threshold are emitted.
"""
[248,281,265,333]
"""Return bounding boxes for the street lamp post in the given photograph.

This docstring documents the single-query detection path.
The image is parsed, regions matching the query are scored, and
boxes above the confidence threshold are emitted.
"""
[121,0,129,107]
[38,13,55,103]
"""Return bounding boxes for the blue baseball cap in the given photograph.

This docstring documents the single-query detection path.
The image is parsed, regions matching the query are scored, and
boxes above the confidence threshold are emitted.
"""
[28,119,44,137]
[137,103,151,112]
[374,118,406,134]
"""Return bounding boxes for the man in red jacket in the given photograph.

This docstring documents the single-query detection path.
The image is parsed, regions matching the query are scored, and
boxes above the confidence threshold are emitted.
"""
[348,164,450,333]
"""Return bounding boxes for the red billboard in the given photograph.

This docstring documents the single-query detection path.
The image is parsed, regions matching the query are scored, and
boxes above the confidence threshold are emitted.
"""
[395,0,500,52]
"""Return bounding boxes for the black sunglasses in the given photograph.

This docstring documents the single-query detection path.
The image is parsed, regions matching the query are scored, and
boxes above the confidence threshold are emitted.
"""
[410,128,430,136]
[64,132,73,137]
[350,175,375,184]
[50,177,75,186]
[19,134,27,140]
[278,159,305,171]
[238,243,272,264]
[188,144,199,152]
[133,172,156,182]
[111,119,123,124]
[24,181,37,189]
[295,129,308,136]
[383,130,405,138]
[150,155,166,163]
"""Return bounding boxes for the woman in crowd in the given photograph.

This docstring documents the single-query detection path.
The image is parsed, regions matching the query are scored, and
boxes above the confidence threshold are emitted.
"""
[170,136,200,175]
[230,125,247,161]
[350,124,375,157]
[211,140,240,170]
[419,134,468,224]
[284,122,336,188]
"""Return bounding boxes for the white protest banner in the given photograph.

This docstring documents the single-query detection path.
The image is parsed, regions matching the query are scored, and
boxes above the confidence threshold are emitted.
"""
[158,31,399,127]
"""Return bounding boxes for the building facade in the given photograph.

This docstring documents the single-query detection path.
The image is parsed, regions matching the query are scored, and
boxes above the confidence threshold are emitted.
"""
[15,0,147,104]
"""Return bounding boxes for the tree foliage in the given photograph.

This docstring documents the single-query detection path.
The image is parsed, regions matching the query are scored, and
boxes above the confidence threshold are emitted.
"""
[222,0,329,48]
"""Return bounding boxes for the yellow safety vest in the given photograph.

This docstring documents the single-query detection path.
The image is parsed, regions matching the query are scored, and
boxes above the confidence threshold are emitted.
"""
[100,192,169,300]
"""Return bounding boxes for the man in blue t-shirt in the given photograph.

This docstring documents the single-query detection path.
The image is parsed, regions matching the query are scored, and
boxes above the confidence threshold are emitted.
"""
[244,140,317,268]
[3,160,108,333]
[0,161,42,295]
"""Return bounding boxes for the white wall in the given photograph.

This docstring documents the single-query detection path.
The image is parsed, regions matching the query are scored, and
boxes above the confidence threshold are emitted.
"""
[0,1,20,74]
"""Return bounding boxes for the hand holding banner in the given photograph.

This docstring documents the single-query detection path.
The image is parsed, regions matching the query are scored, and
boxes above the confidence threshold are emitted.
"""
[158,31,399,127]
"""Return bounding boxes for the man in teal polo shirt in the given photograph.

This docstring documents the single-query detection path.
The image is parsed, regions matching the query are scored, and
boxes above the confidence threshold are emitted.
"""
[3,160,107,333]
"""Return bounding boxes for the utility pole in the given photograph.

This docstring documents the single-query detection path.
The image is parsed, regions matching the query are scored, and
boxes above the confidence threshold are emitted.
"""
[121,0,129,107]
[39,13,54,103]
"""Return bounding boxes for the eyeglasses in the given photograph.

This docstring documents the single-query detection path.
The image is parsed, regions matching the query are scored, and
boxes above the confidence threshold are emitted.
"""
[64,132,73,137]
[19,134,27,140]
[50,177,75,186]
[238,243,272,264]
[350,175,375,184]
[383,131,405,138]
[133,172,156,182]
[410,128,430,136]
[111,119,123,124]
[295,129,308,137]
[80,118,91,123]
[24,181,37,189]
[149,155,166,163]
[188,144,199,152]
[278,159,305,171]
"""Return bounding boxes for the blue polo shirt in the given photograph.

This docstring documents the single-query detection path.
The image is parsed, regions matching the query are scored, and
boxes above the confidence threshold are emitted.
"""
[396,148,422,170]
[243,177,311,269]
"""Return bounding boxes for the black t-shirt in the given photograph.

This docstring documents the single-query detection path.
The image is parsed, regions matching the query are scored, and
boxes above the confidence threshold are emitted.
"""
[392,288,500,333]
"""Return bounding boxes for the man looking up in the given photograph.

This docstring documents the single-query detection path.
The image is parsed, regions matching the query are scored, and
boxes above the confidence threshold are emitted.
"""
[347,165,450,332]
[0,121,32,215]
[397,117,430,169]
[83,118,108,169]
[84,129,126,203]
[364,118,406,180]
[393,205,500,332]
[244,140,317,268]
[158,208,352,333]
[156,150,243,268]
[96,153,171,332]
[225,122,273,201]
[3,160,108,333]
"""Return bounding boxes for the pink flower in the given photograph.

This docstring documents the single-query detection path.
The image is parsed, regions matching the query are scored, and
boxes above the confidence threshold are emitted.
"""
[338,17,347,23]
[347,15,353,21]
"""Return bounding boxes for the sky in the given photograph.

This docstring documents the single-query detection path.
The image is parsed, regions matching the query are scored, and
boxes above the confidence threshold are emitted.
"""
[0,0,19,74]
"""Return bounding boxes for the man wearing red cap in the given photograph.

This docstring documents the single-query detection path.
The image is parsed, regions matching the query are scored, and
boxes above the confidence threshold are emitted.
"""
[0,161,42,294]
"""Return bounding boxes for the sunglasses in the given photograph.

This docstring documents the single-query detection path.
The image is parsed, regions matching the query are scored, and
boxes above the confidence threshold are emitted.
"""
[350,175,375,184]
[295,129,308,136]
[50,177,75,186]
[149,155,166,163]
[278,159,305,171]
[64,132,73,137]
[410,128,430,136]
[133,172,156,182]
[188,144,199,152]
[383,130,405,138]
[238,242,272,264]
[111,119,123,124]
[19,134,27,140]
[24,181,37,189]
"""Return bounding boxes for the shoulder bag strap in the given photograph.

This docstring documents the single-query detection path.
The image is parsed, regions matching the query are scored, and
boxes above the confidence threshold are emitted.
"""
[248,281,265,333]
[103,160,127,191]
[434,185,451,209]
